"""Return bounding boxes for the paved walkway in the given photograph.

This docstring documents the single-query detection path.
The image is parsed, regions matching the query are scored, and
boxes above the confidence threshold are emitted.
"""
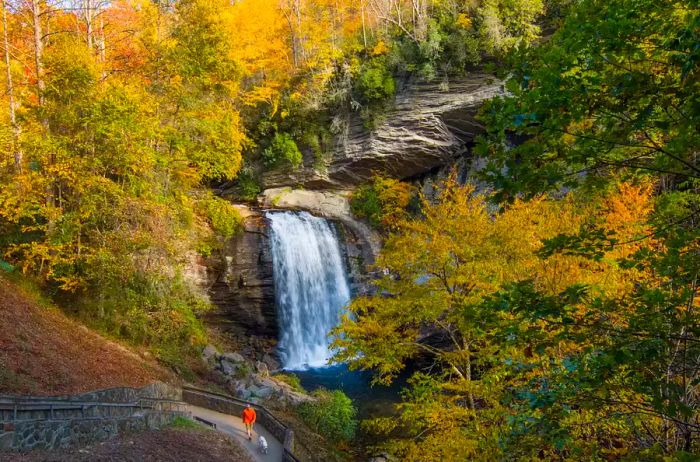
[186,405,284,462]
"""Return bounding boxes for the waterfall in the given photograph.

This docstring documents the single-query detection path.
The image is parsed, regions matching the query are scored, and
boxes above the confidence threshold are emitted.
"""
[267,211,351,370]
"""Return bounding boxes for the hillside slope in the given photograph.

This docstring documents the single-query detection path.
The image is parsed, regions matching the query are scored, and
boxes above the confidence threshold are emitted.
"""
[0,276,174,395]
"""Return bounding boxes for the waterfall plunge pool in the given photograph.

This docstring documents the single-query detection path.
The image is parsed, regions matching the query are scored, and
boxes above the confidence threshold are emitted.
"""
[293,364,409,418]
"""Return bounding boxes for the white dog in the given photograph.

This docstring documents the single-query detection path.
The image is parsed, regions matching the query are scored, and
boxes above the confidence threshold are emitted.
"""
[258,435,268,454]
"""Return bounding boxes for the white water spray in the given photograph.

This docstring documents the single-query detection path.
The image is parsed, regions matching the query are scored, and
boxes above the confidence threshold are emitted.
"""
[267,211,351,370]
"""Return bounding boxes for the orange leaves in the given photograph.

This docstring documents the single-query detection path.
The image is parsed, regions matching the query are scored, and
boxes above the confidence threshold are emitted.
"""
[601,181,656,252]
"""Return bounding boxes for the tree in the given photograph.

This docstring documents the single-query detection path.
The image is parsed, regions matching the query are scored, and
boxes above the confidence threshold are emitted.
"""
[333,175,658,459]
[469,0,700,456]
[477,0,700,201]
[1,0,20,171]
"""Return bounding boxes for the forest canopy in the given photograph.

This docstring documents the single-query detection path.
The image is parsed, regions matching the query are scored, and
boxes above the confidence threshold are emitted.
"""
[333,0,700,459]
[0,0,696,459]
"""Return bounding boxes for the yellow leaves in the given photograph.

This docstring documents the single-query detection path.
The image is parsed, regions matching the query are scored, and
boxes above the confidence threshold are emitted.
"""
[456,13,473,29]
[371,40,389,56]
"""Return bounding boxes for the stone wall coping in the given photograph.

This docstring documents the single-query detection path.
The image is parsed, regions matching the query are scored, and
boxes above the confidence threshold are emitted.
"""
[1,395,188,424]
[0,382,181,403]
[0,398,183,407]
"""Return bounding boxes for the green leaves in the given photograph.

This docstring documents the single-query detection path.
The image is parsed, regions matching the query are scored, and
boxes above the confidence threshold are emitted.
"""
[478,0,700,198]
[298,389,358,443]
[538,227,617,261]
[261,132,303,169]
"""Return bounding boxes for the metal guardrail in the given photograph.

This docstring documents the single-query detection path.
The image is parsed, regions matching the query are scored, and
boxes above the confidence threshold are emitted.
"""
[0,397,189,423]
[182,386,301,462]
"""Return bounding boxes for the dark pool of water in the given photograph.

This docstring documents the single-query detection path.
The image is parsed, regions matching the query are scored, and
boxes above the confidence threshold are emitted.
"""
[291,364,408,418]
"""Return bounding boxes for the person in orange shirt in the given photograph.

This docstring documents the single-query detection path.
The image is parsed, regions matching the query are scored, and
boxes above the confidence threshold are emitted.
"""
[242,403,257,440]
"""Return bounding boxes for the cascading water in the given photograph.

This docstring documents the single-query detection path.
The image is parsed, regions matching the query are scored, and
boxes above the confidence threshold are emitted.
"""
[267,211,351,370]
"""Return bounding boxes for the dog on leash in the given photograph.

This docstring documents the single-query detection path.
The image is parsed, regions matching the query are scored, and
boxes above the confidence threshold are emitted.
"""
[258,435,269,454]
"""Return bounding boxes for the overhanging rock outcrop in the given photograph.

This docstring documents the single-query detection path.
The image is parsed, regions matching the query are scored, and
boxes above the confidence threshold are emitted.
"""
[262,74,504,189]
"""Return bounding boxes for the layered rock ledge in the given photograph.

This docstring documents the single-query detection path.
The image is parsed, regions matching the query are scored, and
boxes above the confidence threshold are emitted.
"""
[262,74,504,189]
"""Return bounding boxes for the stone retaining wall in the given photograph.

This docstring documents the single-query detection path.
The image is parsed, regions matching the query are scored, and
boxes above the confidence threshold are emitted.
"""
[0,411,177,451]
[0,383,187,452]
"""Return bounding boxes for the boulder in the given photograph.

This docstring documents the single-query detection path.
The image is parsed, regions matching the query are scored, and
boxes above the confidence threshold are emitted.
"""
[201,344,218,363]
[255,361,270,378]
[220,360,238,376]
[252,386,275,399]
[220,352,246,363]
[262,353,281,372]
[235,383,252,400]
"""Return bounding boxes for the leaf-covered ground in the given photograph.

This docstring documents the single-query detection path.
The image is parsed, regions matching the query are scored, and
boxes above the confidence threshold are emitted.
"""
[0,276,174,395]
[0,427,254,462]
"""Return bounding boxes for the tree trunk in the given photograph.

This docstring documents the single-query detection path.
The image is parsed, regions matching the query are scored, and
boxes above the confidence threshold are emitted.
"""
[98,9,106,79]
[31,0,45,108]
[412,0,428,42]
[2,0,21,171]
[84,0,93,50]
[465,344,476,410]
[361,1,367,49]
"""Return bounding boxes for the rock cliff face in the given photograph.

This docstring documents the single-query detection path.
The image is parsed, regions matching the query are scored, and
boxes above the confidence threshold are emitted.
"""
[262,74,503,189]
[205,198,375,343]
[205,206,277,339]
[207,74,503,344]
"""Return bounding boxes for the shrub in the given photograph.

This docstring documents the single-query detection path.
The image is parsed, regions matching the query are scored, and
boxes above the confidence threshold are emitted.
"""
[356,59,395,105]
[351,184,382,227]
[200,196,242,240]
[350,175,415,230]
[237,168,262,201]
[262,132,303,169]
[298,389,357,443]
[274,372,305,393]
